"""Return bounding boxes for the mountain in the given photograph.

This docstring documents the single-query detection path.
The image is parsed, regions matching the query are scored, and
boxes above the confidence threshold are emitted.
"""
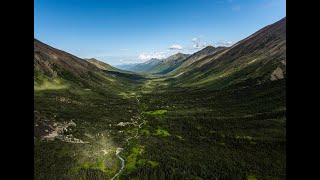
[168,17,286,89]
[85,58,119,71]
[128,52,189,74]
[115,63,140,70]
[129,58,163,72]
[34,39,100,78]
[146,53,189,74]
[169,46,226,75]
[34,38,145,91]
[34,39,147,180]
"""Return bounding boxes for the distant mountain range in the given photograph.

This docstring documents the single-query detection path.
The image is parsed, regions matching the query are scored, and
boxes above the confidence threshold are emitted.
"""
[35,17,286,90]
[118,48,226,75]
[127,53,190,74]
[114,63,140,70]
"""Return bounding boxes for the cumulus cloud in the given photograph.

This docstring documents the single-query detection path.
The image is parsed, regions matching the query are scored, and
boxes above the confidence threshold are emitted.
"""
[226,41,233,45]
[192,38,198,43]
[190,36,212,49]
[193,43,210,49]
[138,52,167,60]
[169,44,183,50]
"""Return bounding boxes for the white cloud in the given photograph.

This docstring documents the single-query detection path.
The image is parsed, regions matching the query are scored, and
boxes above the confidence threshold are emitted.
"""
[226,41,233,45]
[169,44,183,50]
[138,52,167,60]
[192,38,198,43]
[190,36,212,49]
[192,42,211,49]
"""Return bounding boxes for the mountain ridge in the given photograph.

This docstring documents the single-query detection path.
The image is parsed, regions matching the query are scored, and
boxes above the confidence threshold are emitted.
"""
[167,17,286,89]
[128,52,189,74]
[85,58,120,71]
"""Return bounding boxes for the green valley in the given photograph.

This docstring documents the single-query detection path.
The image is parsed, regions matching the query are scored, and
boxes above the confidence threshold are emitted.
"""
[34,17,286,180]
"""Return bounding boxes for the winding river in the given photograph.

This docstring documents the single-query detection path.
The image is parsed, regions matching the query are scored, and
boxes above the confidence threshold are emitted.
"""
[111,97,144,180]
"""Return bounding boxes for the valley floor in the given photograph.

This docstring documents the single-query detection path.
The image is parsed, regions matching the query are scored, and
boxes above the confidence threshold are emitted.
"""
[34,76,286,180]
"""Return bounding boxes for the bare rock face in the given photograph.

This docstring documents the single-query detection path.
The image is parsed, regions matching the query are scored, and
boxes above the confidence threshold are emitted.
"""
[270,67,284,81]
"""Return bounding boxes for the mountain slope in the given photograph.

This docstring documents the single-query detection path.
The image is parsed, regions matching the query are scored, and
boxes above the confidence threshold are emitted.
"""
[85,58,119,71]
[168,17,286,89]
[115,63,140,70]
[34,39,145,94]
[146,53,189,74]
[34,39,146,179]
[169,46,226,76]
[127,53,189,74]
[129,58,162,72]
[34,39,100,78]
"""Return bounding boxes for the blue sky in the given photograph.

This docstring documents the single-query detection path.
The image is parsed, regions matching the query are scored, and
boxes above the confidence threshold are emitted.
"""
[34,0,286,65]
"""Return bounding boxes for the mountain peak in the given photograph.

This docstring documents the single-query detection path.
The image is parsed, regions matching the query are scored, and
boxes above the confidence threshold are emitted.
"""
[193,45,216,52]
[85,58,98,61]
[168,52,188,58]
[204,45,214,49]
[175,52,184,55]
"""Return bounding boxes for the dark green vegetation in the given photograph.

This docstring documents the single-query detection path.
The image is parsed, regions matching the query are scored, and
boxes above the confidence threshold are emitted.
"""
[34,18,286,180]
[34,38,147,179]
[130,79,285,180]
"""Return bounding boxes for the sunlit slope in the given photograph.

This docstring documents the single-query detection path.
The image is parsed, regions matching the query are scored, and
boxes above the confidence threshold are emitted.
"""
[34,39,145,92]
[34,39,146,179]
[168,17,286,89]
[85,58,119,71]
[169,46,226,76]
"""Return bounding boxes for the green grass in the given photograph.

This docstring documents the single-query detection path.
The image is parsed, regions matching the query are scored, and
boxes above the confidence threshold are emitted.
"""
[143,110,168,115]
[122,142,144,174]
[248,175,258,180]
[155,127,170,137]
[141,129,151,135]
[137,159,159,168]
